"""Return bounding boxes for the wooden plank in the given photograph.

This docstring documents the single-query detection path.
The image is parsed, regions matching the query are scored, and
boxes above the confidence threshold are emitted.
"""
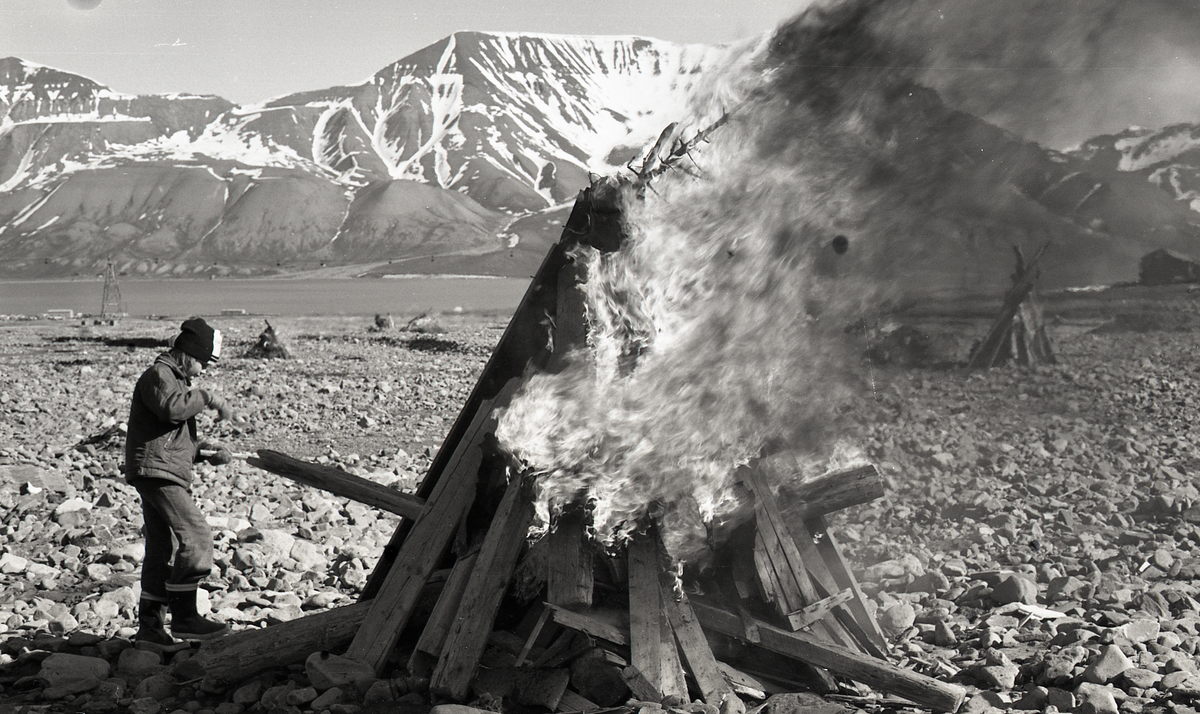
[409,550,480,676]
[548,503,594,607]
[786,590,853,630]
[547,604,628,646]
[659,576,744,713]
[346,384,518,672]
[359,187,617,599]
[744,467,859,650]
[515,605,553,667]
[804,513,890,653]
[691,601,966,713]
[247,449,425,520]
[627,532,687,698]
[431,472,537,700]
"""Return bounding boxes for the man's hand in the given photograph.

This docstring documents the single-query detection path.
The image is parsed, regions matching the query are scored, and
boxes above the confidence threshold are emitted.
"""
[208,394,234,422]
[198,442,233,465]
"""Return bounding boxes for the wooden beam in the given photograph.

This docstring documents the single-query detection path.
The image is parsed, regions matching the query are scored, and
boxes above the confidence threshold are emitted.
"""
[431,472,537,700]
[198,600,371,690]
[776,463,884,521]
[659,572,744,713]
[691,601,965,713]
[360,182,627,599]
[247,449,424,520]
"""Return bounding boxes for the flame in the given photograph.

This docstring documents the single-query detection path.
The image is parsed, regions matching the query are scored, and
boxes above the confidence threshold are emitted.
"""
[496,2,937,560]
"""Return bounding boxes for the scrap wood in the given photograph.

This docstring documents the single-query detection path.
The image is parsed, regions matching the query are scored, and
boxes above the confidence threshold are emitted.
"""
[431,471,537,700]
[547,603,628,646]
[786,589,854,631]
[691,600,966,713]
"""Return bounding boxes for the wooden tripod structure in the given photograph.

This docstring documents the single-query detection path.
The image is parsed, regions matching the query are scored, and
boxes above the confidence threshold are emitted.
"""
[197,177,964,712]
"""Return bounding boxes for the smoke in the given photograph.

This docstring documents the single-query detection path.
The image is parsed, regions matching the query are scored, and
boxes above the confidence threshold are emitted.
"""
[496,0,1188,558]
[865,0,1200,148]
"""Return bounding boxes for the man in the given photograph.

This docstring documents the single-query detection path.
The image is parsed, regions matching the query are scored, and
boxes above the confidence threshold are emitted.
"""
[125,317,234,645]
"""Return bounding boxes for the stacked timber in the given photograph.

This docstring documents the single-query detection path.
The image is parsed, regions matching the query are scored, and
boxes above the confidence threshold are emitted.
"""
[199,176,965,713]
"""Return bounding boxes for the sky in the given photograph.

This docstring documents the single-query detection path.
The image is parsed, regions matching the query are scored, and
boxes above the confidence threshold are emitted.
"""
[0,0,810,104]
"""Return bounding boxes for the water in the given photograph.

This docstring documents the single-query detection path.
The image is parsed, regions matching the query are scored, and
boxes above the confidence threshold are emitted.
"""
[0,276,530,318]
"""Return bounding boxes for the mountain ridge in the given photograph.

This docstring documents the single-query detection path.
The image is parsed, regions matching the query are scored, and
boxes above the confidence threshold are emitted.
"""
[2,34,1200,296]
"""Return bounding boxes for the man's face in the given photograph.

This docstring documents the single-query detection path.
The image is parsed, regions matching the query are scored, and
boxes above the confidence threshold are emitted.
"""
[182,353,207,378]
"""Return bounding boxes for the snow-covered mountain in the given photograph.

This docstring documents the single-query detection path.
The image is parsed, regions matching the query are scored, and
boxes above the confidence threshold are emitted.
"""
[0,34,722,279]
[4,33,1200,292]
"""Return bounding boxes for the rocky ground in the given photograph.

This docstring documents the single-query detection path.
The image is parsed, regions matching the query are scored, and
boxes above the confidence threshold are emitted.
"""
[2,287,1200,714]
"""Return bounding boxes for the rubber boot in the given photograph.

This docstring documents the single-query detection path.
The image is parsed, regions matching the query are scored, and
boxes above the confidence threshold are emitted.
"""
[135,598,175,648]
[168,589,229,640]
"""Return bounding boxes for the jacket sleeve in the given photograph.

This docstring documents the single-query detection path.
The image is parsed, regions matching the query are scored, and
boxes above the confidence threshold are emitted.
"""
[137,364,210,424]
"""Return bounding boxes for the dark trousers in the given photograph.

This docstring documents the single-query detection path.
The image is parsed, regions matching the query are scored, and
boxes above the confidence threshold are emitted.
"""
[135,479,214,600]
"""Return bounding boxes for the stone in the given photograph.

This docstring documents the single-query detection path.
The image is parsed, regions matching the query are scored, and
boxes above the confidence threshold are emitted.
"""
[991,574,1039,605]
[39,652,110,689]
[1120,620,1160,643]
[133,674,177,700]
[305,651,375,691]
[1074,683,1120,714]
[118,647,165,677]
[231,680,264,705]
[312,686,345,710]
[286,685,318,706]
[1120,668,1163,690]
[1083,644,1133,684]
[878,602,917,637]
[761,692,848,714]
[979,663,1020,690]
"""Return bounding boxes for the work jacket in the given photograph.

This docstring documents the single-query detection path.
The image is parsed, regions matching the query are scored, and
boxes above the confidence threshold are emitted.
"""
[124,352,209,488]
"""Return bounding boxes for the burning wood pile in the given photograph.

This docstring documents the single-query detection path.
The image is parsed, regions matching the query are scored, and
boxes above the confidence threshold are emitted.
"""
[195,178,964,712]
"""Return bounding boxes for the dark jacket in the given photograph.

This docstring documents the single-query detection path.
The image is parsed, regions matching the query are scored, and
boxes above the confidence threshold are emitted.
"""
[125,352,210,488]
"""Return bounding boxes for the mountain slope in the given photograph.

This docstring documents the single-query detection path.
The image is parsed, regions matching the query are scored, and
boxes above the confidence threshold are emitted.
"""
[0,35,719,279]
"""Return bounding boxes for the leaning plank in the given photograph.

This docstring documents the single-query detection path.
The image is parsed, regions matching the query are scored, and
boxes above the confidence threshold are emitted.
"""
[547,503,594,607]
[804,513,890,654]
[248,449,424,520]
[344,398,506,672]
[691,601,965,713]
[659,575,744,714]
[786,590,854,631]
[198,600,371,689]
[627,532,687,698]
[409,550,480,676]
[431,472,537,700]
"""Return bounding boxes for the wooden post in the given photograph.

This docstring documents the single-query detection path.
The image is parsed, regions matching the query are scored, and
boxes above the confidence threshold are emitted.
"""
[431,471,537,700]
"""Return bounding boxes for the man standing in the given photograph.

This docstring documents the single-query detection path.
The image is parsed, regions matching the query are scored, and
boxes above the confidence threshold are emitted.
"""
[125,317,233,645]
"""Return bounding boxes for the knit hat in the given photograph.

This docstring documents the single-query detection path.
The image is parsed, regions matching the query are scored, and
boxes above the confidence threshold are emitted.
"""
[174,318,222,365]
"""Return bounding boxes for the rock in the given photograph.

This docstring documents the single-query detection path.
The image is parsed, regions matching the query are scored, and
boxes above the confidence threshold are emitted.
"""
[1120,620,1160,643]
[1120,668,1163,690]
[133,673,176,700]
[991,574,1039,605]
[39,652,110,691]
[1074,683,1120,714]
[761,692,849,714]
[305,651,375,691]
[117,646,165,677]
[1083,644,1133,684]
[878,602,917,637]
[979,663,1020,690]
[312,686,345,709]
